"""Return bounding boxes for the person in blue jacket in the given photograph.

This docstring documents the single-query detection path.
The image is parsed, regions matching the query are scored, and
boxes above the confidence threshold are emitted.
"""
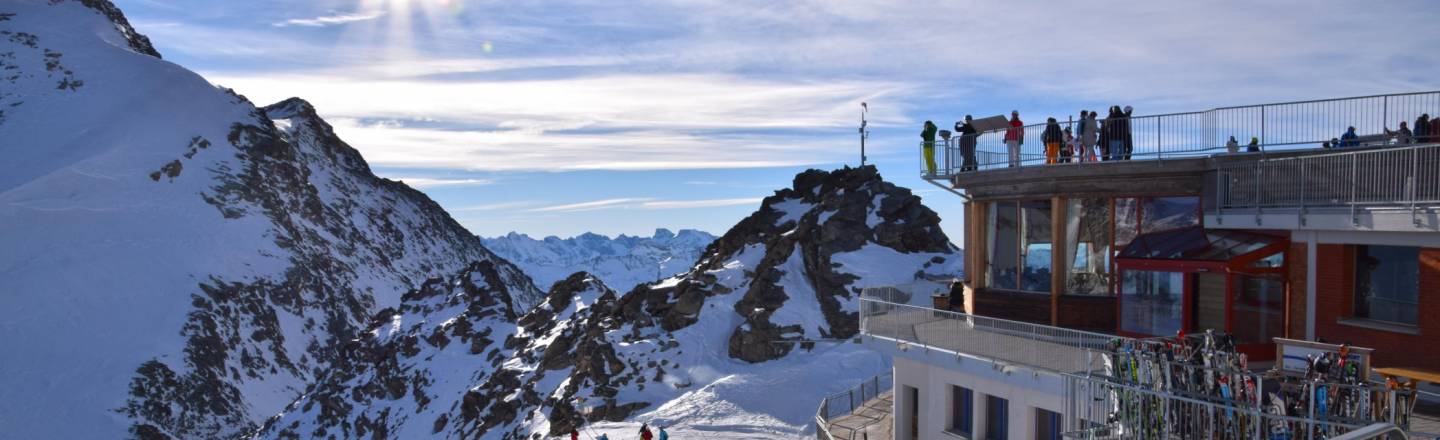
[1340,126,1359,147]
[658,426,669,440]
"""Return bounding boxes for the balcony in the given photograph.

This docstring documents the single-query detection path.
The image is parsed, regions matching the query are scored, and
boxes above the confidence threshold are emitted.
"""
[858,288,1116,375]
[921,91,1440,183]
[1209,143,1440,231]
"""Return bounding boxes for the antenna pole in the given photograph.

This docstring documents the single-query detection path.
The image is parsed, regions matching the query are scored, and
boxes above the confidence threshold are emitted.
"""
[860,102,869,167]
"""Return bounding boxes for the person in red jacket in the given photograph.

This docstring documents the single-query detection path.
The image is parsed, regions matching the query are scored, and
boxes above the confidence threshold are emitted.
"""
[1004,111,1024,167]
[570,428,579,440]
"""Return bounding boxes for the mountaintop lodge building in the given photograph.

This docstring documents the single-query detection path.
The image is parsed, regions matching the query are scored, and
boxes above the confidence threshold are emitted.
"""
[818,91,1440,440]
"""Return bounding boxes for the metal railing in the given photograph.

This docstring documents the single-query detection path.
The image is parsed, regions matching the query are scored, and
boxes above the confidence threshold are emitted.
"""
[859,290,1119,374]
[1215,142,1440,217]
[815,372,892,440]
[921,90,1440,177]
[1061,373,1413,440]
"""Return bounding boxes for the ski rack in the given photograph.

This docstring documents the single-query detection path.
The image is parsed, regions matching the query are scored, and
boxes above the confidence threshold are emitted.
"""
[1062,331,1413,439]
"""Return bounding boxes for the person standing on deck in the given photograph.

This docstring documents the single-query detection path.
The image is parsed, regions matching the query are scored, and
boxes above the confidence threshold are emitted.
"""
[1386,121,1412,144]
[1062,127,1077,163]
[1340,126,1359,147]
[1226,136,1240,154]
[1247,136,1261,152]
[956,115,979,171]
[1121,105,1135,160]
[921,120,938,175]
[1081,110,1099,162]
[1004,111,1024,167]
[1042,117,1063,164]
[1414,114,1431,143]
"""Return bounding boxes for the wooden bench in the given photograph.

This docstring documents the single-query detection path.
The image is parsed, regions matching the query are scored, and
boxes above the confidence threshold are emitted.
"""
[1375,366,1440,416]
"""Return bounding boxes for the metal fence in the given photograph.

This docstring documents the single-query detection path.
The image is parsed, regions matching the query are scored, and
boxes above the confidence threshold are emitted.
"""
[815,372,892,440]
[1062,373,1413,440]
[922,91,1440,176]
[859,291,1118,374]
[1215,143,1440,216]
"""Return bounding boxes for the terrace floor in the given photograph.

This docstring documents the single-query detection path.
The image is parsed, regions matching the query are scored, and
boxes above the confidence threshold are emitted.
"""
[824,391,892,440]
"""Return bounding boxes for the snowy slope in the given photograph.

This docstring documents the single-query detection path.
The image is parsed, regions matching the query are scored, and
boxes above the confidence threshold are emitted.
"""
[482,229,717,293]
[258,166,962,439]
[0,2,540,438]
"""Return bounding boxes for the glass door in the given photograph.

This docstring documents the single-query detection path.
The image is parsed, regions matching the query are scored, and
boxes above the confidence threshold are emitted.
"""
[1118,270,1186,336]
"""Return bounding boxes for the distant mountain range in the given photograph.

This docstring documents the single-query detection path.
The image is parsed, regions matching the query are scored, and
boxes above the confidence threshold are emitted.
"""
[482,229,717,293]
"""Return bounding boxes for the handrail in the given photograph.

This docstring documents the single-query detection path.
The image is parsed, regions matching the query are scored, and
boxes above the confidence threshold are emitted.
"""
[1214,142,1440,212]
[922,90,1440,176]
[859,293,1120,374]
[815,371,892,440]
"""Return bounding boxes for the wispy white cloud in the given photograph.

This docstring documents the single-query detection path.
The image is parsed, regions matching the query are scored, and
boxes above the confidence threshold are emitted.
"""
[528,197,762,213]
[382,176,494,188]
[640,198,761,209]
[452,201,545,212]
[210,73,894,171]
[529,198,654,213]
[273,11,385,28]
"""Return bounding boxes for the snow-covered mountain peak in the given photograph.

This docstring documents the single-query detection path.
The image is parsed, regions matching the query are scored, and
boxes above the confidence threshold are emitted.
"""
[270,166,960,438]
[483,229,718,293]
[0,2,541,438]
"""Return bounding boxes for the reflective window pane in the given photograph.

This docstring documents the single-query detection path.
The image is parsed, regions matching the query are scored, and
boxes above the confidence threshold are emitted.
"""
[1065,198,1112,295]
[1119,270,1184,336]
[988,202,1019,290]
[1233,275,1285,344]
[1141,196,1200,233]
[1115,198,1138,247]
[1021,200,1052,293]
[1353,245,1419,325]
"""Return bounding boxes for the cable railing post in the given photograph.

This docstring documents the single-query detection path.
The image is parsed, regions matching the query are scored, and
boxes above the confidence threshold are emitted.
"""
[1350,156,1359,225]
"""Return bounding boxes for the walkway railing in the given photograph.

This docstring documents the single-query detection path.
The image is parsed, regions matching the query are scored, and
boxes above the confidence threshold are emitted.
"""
[1062,373,1412,440]
[859,290,1119,374]
[1214,142,1440,218]
[815,372,892,440]
[922,91,1440,176]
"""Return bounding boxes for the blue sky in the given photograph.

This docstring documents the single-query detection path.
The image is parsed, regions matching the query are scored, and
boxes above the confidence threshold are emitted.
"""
[114,0,1440,241]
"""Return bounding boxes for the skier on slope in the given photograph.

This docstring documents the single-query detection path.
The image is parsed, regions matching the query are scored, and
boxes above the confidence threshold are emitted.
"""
[639,423,653,440]
[657,426,669,440]
[570,428,579,440]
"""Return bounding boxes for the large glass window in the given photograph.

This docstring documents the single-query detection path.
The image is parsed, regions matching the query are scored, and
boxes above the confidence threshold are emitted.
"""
[988,201,1051,293]
[988,202,1019,290]
[1141,196,1201,233]
[1120,270,1184,336]
[1354,245,1420,325]
[1021,200,1053,293]
[985,395,1009,440]
[1114,198,1139,248]
[1234,275,1285,343]
[1035,408,1062,440]
[949,386,973,436]
[1065,198,1112,295]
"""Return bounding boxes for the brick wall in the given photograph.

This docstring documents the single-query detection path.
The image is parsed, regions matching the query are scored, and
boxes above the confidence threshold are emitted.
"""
[1313,245,1440,368]
[1287,243,1307,339]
